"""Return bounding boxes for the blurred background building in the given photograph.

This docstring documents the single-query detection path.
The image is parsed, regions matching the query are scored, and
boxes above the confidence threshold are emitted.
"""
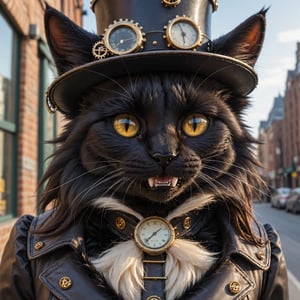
[0,0,83,258]
[258,42,300,190]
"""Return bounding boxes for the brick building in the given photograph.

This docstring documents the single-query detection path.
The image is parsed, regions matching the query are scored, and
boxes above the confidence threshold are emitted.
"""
[258,42,300,189]
[258,95,284,187]
[282,49,300,188]
[0,0,83,259]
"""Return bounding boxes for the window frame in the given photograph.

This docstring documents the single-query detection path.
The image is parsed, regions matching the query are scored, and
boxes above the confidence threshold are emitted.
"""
[37,40,57,188]
[0,9,20,221]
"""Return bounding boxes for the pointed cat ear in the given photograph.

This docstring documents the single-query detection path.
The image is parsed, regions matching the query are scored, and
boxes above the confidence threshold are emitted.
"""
[44,5,98,74]
[212,9,267,67]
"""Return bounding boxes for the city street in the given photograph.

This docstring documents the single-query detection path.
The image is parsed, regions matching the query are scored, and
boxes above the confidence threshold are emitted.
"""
[254,202,300,299]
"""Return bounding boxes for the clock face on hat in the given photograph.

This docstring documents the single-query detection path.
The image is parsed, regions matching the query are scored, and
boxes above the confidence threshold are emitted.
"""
[165,16,203,50]
[109,26,137,54]
[103,20,145,55]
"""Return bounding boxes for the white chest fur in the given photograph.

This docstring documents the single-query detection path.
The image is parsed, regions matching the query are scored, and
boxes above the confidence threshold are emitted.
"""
[91,195,217,300]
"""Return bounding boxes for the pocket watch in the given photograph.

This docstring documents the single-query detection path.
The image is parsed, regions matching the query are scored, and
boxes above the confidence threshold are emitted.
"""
[103,19,146,55]
[164,15,203,50]
[134,217,175,255]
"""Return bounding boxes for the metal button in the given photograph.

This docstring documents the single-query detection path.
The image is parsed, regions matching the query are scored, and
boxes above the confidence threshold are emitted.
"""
[228,281,241,294]
[115,216,126,230]
[59,276,72,290]
[256,251,265,261]
[34,241,44,251]
[183,216,191,230]
[146,296,161,300]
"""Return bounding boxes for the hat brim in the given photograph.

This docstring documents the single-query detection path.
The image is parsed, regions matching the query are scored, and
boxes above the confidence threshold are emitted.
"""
[47,51,258,115]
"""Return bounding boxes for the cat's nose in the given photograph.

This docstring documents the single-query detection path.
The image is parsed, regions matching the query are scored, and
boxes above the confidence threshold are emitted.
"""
[151,152,177,167]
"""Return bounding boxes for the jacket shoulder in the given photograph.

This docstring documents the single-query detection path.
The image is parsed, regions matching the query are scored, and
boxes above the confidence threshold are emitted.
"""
[260,223,289,300]
[0,214,35,299]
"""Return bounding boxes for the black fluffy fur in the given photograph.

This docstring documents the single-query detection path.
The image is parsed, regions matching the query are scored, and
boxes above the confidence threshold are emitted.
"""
[40,6,267,248]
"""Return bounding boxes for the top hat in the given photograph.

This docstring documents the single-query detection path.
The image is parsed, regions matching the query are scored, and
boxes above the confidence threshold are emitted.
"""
[46,0,262,116]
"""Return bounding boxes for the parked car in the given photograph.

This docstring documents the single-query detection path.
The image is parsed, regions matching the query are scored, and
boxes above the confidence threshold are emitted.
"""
[286,188,300,214]
[271,187,291,209]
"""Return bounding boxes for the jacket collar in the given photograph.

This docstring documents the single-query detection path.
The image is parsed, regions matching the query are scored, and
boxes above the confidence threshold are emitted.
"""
[28,209,270,270]
[28,210,84,260]
[218,211,271,270]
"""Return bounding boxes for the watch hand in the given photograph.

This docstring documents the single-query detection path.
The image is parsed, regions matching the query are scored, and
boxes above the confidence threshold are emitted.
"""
[178,23,186,44]
[145,227,162,243]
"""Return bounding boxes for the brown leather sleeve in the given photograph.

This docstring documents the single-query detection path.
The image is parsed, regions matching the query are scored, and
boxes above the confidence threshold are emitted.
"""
[0,215,35,300]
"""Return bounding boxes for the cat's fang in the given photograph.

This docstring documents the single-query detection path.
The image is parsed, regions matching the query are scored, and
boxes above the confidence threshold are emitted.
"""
[148,177,155,188]
[171,177,178,187]
[147,176,178,188]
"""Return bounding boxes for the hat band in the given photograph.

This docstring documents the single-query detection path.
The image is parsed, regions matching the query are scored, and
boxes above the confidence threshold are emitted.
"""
[92,16,211,60]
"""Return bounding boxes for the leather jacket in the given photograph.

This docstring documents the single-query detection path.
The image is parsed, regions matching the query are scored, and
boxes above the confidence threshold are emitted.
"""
[0,211,288,300]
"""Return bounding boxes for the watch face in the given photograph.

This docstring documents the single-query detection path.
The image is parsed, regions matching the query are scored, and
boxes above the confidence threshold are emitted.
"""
[109,26,137,54]
[165,16,202,50]
[103,20,145,56]
[134,217,175,255]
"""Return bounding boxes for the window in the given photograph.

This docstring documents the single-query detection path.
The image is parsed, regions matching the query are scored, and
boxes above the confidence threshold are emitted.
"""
[38,42,57,184]
[0,10,19,218]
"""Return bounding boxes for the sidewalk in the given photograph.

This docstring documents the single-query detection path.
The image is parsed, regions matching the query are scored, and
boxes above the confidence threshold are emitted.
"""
[288,270,300,300]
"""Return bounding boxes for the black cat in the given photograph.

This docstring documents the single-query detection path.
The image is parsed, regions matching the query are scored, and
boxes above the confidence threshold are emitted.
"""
[0,3,288,300]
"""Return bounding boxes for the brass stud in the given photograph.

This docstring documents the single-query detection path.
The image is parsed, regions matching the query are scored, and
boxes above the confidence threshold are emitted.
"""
[34,241,44,251]
[161,0,181,8]
[256,251,265,261]
[228,281,241,295]
[146,296,161,300]
[116,216,126,230]
[183,216,191,230]
[59,276,72,290]
[152,41,158,46]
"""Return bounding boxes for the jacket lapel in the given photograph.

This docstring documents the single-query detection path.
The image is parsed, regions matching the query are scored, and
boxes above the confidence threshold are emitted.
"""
[38,254,109,300]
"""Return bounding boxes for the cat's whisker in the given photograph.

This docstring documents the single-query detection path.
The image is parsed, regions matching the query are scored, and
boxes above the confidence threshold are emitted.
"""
[74,169,124,204]
[193,65,237,92]
[204,157,263,180]
[121,178,137,199]
[84,68,132,99]
[92,86,133,102]
[202,165,266,197]
[100,177,130,198]
[194,173,225,198]
[203,157,264,187]
[43,163,120,194]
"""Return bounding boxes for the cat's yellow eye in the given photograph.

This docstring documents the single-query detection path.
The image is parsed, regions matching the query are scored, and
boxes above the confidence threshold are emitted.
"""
[113,114,140,138]
[182,114,208,137]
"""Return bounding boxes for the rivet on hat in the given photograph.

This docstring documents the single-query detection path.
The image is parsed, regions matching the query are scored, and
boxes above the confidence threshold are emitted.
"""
[116,216,126,230]
[59,276,73,290]
[228,281,241,295]
[34,241,44,251]
[256,251,265,261]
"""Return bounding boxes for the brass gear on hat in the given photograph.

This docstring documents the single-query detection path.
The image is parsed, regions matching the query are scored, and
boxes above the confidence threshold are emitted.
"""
[161,0,181,7]
[92,41,109,59]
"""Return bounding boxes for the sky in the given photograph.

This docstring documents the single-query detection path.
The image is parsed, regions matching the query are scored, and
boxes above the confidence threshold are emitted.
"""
[82,0,300,137]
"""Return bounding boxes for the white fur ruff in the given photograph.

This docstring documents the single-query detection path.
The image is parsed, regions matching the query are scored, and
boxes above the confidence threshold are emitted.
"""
[91,194,218,300]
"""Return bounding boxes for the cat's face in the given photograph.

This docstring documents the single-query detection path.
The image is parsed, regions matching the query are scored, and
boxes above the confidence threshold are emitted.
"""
[77,74,238,206]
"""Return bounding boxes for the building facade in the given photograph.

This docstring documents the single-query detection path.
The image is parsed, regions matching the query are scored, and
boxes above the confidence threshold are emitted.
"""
[258,42,300,189]
[258,95,284,187]
[0,0,83,259]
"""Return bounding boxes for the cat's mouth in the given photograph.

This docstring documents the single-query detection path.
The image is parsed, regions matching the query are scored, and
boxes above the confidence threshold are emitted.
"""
[147,176,179,188]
